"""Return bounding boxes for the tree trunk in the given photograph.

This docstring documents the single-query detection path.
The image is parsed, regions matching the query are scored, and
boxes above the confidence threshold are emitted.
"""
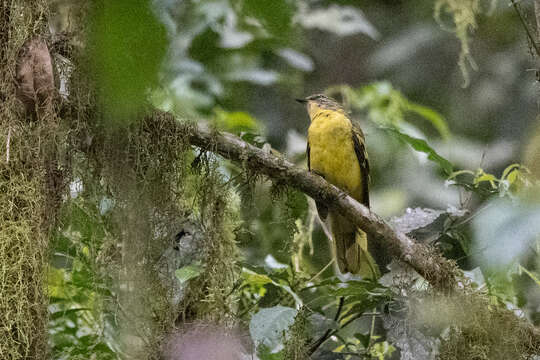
[0,2,57,359]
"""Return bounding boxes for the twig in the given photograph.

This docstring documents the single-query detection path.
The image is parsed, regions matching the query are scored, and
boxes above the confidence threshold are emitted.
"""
[309,310,376,354]
[236,295,264,319]
[365,308,377,355]
[335,312,365,332]
[535,0,540,42]
[308,302,384,356]
[335,297,344,319]
[308,296,344,355]
[307,259,335,284]
[511,0,540,57]
[6,127,11,163]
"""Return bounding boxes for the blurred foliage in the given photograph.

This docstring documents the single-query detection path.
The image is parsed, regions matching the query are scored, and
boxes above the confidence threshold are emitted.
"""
[48,200,119,360]
[152,0,301,115]
[212,108,263,134]
[447,163,531,197]
[151,0,380,117]
[434,0,483,86]
[243,261,392,359]
[88,0,167,121]
[333,82,450,139]
[43,0,540,359]
[331,83,454,175]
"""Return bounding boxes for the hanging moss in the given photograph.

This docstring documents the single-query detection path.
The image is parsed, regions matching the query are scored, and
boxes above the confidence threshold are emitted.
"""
[403,285,540,360]
[52,9,200,352]
[436,292,540,360]
[434,0,496,86]
[282,307,310,360]
[269,183,308,256]
[178,153,242,325]
[62,49,243,354]
[0,1,62,359]
[76,114,197,359]
[50,0,244,354]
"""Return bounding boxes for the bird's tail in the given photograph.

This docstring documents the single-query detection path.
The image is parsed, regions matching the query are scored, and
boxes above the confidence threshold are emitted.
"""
[330,213,380,279]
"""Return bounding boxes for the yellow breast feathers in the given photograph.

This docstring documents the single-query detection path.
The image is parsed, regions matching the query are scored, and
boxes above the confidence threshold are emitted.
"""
[307,107,365,202]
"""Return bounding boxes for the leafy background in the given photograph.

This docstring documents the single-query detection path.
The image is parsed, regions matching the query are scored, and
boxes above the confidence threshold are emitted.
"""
[45,0,540,359]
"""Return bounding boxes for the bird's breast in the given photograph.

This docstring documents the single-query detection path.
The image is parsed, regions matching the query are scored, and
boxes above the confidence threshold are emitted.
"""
[308,112,363,198]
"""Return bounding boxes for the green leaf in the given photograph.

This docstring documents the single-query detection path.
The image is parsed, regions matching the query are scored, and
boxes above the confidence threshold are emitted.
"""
[50,308,92,321]
[308,313,339,338]
[214,109,261,134]
[447,169,475,180]
[385,128,453,175]
[473,172,497,187]
[48,266,67,298]
[519,265,540,287]
[332,83,450,139]
[242,268,303,306]
[473,198,540,272]
[249,306,298,353]
[389,207,445,234]
[354,332,371,349]
[502,163,522,180]
[506,169,519,185]
[333,280,374,297]
[330,281,390,320]
[283,285,303,307]
[370,341,396,360]
[243,268,273,286]
[407,103,450,139]
[264,254,288,270]
[175,262,204,284]
[298,4,379,39]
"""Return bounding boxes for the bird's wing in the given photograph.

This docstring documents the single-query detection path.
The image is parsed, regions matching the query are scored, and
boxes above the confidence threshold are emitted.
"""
[352,124,390,273]
[351,125,370,208]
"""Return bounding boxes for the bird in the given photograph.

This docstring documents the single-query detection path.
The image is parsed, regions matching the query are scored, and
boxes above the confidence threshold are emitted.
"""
[297,94,382,279]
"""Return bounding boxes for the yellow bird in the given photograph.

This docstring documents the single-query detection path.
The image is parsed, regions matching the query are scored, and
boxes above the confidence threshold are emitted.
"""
[297,94,381,279]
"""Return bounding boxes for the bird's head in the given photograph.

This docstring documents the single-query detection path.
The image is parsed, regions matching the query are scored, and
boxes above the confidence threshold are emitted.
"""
[296,94,344,119]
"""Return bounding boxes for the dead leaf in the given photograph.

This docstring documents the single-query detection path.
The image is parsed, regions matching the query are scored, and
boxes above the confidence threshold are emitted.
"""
[15,37,55,117]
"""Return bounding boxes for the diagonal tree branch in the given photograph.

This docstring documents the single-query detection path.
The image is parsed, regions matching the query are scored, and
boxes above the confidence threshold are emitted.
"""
[511,0,540,57]
[154,114,540,350]
[534,0,540,43]
[178,119,458,290]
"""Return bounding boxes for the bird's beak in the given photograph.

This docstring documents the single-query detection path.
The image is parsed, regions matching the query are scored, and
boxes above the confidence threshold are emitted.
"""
[295,98,307,104]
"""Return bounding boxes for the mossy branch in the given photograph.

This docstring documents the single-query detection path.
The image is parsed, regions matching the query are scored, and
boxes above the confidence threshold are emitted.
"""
[178,118,457,290]
[173,118,540,353]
